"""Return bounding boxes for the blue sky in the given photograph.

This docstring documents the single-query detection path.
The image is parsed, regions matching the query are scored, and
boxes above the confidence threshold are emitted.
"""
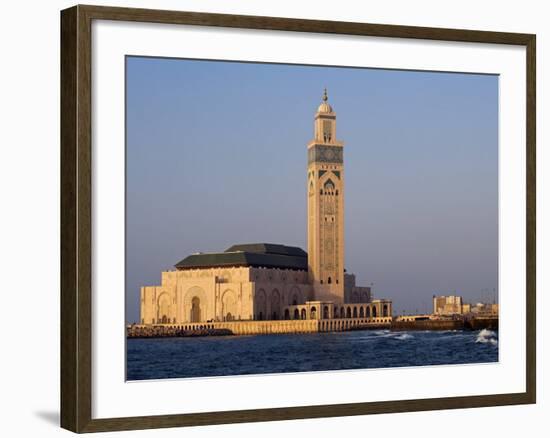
[125,56,498,323]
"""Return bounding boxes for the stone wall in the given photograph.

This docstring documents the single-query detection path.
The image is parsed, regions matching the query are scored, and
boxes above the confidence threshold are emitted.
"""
[128,317,393,337]
[391,319,463,331]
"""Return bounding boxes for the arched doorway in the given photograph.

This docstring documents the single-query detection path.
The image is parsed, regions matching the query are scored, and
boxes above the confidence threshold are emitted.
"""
[288,286,302,306]
[157,293,171,324]
[185,286,207,323]
[372,306,377,317]
[366,306,371,317]
[271,290,281,321]
[301,308,307,320]
[310,307,317,319]
[222,290,237,322]
[190,297,201,322]
[383,304,388,317]
[284,309,290,320]
[256,289,267,321]
[359,307,364,318]
[323,306,329,319]
[294,308,300,319]
[346,307,351,318]
[353,307,358,318]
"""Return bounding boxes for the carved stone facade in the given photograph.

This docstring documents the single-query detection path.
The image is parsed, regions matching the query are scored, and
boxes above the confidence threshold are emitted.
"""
[307,89,345,303]
[141,266,313,324]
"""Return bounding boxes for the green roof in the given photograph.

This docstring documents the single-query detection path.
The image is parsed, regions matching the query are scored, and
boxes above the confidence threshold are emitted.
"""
[225,243,307,258]
[175,243,308,271]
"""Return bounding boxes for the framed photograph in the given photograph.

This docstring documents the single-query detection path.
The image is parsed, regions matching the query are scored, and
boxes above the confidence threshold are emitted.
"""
[60,4,536,433]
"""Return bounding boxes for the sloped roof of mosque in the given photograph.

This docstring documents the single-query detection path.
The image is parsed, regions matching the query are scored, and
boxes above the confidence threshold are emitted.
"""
[174,243,308,271]
[225,243,307,257]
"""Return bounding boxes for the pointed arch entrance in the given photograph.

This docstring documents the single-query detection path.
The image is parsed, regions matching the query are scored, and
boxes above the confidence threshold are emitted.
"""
[190,297,201,322]
[222,289,237,321]
[184,286,208,323]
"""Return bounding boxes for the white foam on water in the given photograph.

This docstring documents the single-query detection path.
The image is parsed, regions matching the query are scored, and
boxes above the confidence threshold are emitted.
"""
[475,329,498,345]
[372,331,414,340]
[374,330,390,336]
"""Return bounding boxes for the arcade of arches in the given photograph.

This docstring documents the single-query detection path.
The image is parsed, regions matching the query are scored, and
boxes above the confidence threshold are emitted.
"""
[140,265,392,324]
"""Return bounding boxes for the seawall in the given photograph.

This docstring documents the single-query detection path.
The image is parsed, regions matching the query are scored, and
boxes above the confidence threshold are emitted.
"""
[127,317,393,338]
[127,316,498,338]
[465,317,499,330]
[391,317,499,331]
[391,319,463,331]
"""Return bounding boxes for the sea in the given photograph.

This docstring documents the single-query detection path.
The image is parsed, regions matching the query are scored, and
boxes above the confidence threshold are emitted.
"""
[126,328,498,380]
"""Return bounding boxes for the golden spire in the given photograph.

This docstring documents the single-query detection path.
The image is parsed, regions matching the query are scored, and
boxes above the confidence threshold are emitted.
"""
[317,88,333,113]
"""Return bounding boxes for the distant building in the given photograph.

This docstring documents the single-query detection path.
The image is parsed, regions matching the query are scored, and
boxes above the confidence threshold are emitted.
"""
[140,91,392,324]
[433,295,463,315]
[430,297,499,318]
[469,302,499,315]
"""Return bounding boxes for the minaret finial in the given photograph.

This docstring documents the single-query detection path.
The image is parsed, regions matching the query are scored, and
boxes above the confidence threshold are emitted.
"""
[322,88,328,102]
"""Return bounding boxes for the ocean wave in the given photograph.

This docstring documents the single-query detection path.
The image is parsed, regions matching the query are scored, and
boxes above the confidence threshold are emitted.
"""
[374,330,390,336]
[372,331,414,340]
[475,329,498,345]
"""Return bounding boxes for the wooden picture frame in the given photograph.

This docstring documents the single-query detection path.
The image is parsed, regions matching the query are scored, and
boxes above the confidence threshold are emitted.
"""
[60,4,536,433]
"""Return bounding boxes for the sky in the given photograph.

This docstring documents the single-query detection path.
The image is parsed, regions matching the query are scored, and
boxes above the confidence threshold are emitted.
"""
[125,56,498,323]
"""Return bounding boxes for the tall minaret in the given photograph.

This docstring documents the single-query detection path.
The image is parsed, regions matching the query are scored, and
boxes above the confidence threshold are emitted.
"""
[307,89,345,304]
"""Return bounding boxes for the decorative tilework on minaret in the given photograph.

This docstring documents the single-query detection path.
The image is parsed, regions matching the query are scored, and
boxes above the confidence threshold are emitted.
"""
[307,89,345,304]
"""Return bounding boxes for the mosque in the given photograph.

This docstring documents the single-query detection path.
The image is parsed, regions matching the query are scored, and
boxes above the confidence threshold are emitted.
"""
[139,91,393,325]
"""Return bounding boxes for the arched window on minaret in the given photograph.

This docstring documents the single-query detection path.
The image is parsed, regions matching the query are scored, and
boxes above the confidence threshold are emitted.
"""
[323,120,332,142]
[324,179,335,192]
[314,88,335,143]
